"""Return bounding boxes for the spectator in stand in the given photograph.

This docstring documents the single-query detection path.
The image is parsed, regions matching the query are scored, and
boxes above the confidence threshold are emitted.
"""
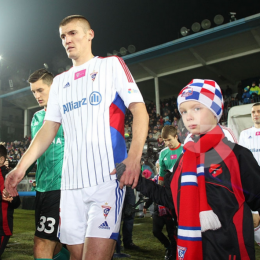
[159,116,164,125]
[172,108,180,119]
[242,86,251,104]
[157,136,165,148]
[172,117,178,128]
[153,127,161,139]
[249,81,260,102]
[225,85,233,99]
[164,116,171,126]
[125,124,131,134]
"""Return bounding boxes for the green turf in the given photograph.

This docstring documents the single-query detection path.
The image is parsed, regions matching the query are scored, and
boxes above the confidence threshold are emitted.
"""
[2,209,260,259]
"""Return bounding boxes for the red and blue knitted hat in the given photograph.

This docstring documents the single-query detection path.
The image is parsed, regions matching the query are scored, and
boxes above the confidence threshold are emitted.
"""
[177,79,224,122]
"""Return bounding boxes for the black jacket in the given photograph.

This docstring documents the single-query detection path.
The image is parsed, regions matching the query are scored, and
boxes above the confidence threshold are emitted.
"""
[0,166,21,236]
[136,138,260,260]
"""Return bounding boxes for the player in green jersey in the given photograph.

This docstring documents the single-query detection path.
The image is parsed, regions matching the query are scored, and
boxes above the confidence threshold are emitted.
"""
[28,69,69,260]
[159,126,183,185]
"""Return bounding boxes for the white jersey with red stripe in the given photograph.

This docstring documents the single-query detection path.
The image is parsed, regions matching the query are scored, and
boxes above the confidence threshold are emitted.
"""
[239,127,260,165]
[184,125,237,144]
[45,56,144,190]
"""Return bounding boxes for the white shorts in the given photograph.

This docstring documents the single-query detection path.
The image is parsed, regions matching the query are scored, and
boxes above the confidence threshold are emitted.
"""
[59,179,125,245]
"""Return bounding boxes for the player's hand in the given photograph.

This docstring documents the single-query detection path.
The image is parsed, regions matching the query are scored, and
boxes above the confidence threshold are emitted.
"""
[110,156,141,189]
[5,167,25,197]
[143,208,147,215]
[253,212,260,228]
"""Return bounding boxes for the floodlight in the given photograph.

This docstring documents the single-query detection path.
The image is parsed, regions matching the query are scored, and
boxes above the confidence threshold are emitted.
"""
[57,68,64,74]
[113,50,119,56]
[43,63,49,69]
[120,47,127,56]
[201,19,211,30]
[128,45,136,54]
[214,15,224,25]
[0,56,2,61]
[180,27,190,36]
[191,22,201,32]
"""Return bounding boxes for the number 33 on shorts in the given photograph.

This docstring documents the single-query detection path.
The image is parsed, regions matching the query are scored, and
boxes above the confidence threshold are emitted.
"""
[37,216,56,234]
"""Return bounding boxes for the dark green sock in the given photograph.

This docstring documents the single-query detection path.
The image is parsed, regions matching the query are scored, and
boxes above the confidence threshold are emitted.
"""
[53,246,70,260]
[34,258,52,260]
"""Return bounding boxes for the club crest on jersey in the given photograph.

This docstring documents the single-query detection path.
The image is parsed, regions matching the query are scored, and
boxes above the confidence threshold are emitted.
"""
[102,203,111,219]
[98,221,110,230]
[181,87,193,97]
[89,91,102,105]
[74,69,86,80]
[90,71,98,82]
[177,246,187,260]
[256,132,260,136]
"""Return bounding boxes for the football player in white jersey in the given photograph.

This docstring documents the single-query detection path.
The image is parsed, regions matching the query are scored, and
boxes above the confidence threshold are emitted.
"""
[5,15,149,260]
[239,103,260,243]
[239,103,260,165]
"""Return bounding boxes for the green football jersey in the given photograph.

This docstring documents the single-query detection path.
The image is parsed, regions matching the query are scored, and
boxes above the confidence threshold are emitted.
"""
[159,144,183,178]
[31,109,64,192]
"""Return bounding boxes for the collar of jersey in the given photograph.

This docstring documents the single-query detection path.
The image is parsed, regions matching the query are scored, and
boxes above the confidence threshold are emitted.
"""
[169,143,181,151]
[72,56,98,71]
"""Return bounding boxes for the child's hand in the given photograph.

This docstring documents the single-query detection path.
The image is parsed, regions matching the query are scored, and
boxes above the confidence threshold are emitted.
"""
[2,189,13,203]
[252,212,260,228]
[143,208,147,215]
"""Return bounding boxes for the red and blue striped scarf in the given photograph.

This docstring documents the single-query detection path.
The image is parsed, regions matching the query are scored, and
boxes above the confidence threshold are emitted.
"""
[171,125,224,260]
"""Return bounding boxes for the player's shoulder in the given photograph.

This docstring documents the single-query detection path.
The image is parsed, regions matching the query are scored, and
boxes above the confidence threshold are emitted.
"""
[33,109,45,118]
[240,127,253,135]
[98,55,125,64]
[54,67,73,81]
[160,147,169,155]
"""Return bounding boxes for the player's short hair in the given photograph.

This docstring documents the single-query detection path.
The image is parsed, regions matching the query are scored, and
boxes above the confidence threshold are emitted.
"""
[161,125,177,139]
[59,15,91,32]
[252,103,260,108]
[28,69,54,86]
[0,145,7,161]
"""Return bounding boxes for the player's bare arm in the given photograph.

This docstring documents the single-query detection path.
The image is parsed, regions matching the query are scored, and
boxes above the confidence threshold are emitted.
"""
[111,102,148,189]
[5,120,60,196]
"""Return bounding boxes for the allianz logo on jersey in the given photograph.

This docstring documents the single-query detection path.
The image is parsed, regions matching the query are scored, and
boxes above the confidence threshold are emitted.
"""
[52,137,62,145]
[63,98,87,114]
[63,92,102,114]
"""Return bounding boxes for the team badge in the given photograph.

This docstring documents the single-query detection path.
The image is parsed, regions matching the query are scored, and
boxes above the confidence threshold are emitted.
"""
[256,131,260,136]
[90,71,98,82]
[102,203,111,219]
[181,87,193,97]
[209,164,222,177]
[177,246,187,260]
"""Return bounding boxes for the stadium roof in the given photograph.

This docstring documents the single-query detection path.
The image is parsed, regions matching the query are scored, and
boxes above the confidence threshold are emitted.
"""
[1,13,260,108]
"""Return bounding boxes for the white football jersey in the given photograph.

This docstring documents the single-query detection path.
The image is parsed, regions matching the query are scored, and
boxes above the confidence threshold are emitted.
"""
[45,56,144,190]
[239,127,260,165]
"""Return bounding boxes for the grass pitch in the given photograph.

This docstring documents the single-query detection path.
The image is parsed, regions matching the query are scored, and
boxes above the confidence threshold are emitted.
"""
[2,209,260,260]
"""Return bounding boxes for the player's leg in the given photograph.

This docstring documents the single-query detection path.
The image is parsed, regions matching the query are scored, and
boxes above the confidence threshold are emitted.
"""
[59,189,87,260]
[34,236,57,259]
[65,244,83,260]
[82,179,125,260]
[0,235,10,257]
[34,190,69,259]
[82,237,116,260]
